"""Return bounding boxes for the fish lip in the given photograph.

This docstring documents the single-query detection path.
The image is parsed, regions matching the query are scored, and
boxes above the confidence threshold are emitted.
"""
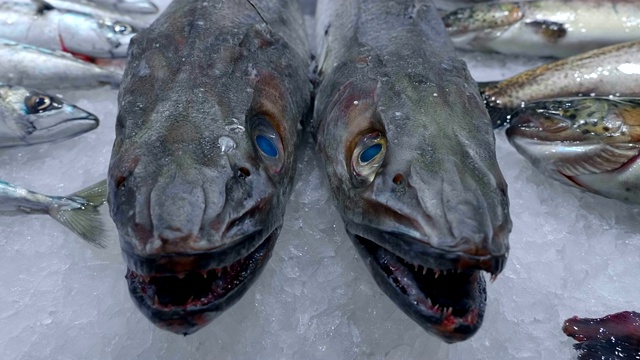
[124,228,279,335]
[348,232,486,343]
[345,223,507,275]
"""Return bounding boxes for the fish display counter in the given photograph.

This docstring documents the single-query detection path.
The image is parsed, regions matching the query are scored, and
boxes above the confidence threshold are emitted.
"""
[0,0,638,359]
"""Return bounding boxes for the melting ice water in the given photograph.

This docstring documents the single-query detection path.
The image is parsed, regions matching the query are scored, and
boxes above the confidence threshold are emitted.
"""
[0,1,639,360]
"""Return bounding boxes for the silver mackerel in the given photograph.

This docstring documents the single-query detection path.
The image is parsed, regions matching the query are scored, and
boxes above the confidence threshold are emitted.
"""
[314,0,511,343]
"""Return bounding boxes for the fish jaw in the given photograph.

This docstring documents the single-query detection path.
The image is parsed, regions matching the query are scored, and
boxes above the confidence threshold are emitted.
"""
[563,311,640,359]
[124,228,278,335]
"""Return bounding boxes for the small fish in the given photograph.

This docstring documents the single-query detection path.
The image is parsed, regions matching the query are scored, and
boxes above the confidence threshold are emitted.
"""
[507,97,640,204]
[563,311,640,359]
[0,179,108,247]
[0,85,98,147]
[0,40,122,89]
[108,0,311,335]
[482,40,640,127]
[78,0,157,14]
[443,0,640,58]
[0,1,140,59]
[314,0,511,343]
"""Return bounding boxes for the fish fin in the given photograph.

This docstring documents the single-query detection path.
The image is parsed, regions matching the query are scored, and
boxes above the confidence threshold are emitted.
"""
[525,20,567,44]
[555,144,640,176]
[32,0,55,14]
[51,180,109,248]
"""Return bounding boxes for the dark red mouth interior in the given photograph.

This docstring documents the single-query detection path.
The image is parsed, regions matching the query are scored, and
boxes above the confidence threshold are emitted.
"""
[357,236,484,328]
[126,232,274,310]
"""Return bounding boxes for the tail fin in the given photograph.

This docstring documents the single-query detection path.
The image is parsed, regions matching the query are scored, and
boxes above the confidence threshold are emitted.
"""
[51,180,109,248]
[477,81,516,129]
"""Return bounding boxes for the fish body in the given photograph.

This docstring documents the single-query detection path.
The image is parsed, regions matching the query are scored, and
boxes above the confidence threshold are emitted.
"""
[443,0,640,58]
[0,1,139,59]
[0,40,121,89]
[0,84,99,147]
[507,97,640,204]
[563,311,640,359]
[13,0,149,28]
[108,0,311,335]
[483,40,640,127]
[0,179,108,247]
[314,0,511,342]
[78,0,158,14]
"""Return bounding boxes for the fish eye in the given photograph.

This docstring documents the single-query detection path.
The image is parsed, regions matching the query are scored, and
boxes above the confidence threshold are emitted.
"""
[25,94,53,114]
[112,22,133,34]
[351,131,387,187]
[255,134,278,158]
[249,115,285,174]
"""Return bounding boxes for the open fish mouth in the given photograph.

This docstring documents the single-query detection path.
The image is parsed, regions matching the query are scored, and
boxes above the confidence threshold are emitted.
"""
[348,229,505,343]
[123,229,279,335]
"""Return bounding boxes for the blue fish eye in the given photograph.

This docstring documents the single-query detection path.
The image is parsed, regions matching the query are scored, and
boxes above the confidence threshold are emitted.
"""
[256,134,278,158]
[360,144,382,163]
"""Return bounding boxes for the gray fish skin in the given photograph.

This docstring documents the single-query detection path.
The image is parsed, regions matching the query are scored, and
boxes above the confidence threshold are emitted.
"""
[443,0,640,58]
[314,0,511,343]
[507,97,640,205]
[108,0,311,335]
[0,85,98,147]
[0,1,139,59]
[482,40,640,127]
[79,0,158,13]
[0,40,121,89]
[0,179,108,247]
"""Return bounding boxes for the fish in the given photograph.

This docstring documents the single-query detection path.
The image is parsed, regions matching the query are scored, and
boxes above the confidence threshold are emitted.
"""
[563,311,640,359]
[0,179,108,247]
[506,97,640,204]
[108,0,312,335]
[0,40,122,89]
[0,1,140,59]
[443,0,640,59]
[482,40,640,128]
[313,0,511,343]
[13,0,151,29]
[0,84,99,148]
[79,0,158,14]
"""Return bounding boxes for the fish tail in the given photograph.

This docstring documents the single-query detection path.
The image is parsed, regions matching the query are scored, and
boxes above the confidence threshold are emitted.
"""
[477,81,515,129]
[51,180,109,248]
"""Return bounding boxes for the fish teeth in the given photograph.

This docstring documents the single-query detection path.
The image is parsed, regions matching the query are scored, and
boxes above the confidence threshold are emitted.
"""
[433,304,441,313]
[422,267,427,275]
[154,295,159,306]
[490,273,499,283]
[414,264,419,272]
[435,270,440,279]
[445,307,453,317]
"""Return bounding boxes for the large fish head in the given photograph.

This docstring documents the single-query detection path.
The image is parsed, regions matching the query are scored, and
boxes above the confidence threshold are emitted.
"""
[108,21,308,334]
[0,86,98,148]
[58,14,141,59]
[316,60,510,342]
[506,98,640,189]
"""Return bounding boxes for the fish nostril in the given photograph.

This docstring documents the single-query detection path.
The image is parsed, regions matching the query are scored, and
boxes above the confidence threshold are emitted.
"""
[392,173,404,185]
[238,167,251,179]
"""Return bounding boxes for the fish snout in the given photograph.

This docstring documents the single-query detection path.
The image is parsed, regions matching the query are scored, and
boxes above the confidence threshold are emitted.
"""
[26,106,99,145]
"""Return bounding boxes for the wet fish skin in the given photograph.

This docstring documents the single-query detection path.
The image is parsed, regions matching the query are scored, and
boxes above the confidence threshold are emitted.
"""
[0,179,108,247]
[443,0,640,58]
[563,311,640,359]
[507,97,640,204]
[109,0,311,335]
[0,85,99,148]
[314,0,511,343]
[79,0,158,13]
[0,40,122,89]
[0,1,140,59]
[483,40,640,128]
